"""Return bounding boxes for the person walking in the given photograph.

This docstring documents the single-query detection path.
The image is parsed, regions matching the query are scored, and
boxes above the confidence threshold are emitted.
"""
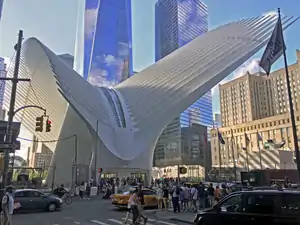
[128,189,139,225]
[171,184,180,213]
[207,183,215,207]
[137,186,148,225]
[198,182,206,210]
[79,182,85,199]
[214,186,221,203]
[156,184,164,211]
[1,186,14,225]
[190,185,198,212]
[162,185,169,211]
[182,184,190,211]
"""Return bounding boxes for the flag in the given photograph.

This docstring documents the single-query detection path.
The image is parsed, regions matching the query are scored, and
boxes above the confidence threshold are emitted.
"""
[217,130,225,145]
[257,132,263,142]
[245,133,250,145]
[259,16,286,75]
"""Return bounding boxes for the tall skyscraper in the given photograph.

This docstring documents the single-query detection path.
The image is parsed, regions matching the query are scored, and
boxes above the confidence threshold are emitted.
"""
[154,0,213,166]
[75,0,133,86]
[0,0,4,19]
[0,57,7,108]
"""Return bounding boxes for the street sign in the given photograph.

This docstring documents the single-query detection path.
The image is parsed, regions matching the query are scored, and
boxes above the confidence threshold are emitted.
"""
[0,142,20,152]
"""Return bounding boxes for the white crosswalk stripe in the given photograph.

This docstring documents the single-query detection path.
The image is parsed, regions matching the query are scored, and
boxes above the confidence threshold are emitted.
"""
[107,219,124,224]
[122,218,154,225]
[90,220,111,225]
[89,217,178,225]
[148,219,177,225]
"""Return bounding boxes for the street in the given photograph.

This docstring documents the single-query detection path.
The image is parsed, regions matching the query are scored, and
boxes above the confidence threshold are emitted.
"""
[12,197,192,225]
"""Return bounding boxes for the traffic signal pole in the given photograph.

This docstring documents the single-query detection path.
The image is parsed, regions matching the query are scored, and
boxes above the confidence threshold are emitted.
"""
[2,30,23,188]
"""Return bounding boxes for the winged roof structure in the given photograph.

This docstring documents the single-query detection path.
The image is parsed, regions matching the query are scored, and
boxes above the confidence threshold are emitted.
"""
[3,14,296,185]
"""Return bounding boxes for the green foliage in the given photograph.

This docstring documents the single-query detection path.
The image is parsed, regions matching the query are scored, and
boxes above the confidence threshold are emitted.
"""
[12,169,48,181]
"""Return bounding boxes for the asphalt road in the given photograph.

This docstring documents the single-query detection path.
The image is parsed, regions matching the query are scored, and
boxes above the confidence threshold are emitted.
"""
[12,197,189,225]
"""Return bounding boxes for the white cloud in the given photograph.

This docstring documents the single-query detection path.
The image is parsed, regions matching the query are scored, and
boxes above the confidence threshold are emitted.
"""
[104,55,119,66]
[211,58,261,96]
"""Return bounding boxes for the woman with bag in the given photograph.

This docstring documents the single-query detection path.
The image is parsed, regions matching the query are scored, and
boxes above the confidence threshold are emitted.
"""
[128,189,139,225]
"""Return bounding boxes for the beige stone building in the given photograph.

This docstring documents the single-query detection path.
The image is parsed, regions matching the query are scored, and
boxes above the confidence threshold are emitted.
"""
[212,50,300,170]
[220,50,300,127]
[210,113,298,170]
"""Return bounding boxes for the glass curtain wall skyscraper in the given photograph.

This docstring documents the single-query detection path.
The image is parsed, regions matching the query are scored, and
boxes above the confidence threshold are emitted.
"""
[0,0,4,19]
[0,57,6,108]
[75,0,133,87]
[154,0,213,166]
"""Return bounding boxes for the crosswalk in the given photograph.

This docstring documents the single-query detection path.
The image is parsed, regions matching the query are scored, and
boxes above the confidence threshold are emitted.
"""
[87,217,178,225]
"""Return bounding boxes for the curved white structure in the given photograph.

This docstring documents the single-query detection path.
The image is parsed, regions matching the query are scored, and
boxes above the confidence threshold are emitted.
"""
[3,15,295,185]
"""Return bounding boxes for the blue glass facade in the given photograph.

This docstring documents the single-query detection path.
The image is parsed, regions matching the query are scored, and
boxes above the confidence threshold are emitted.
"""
[155,0,213,130]
[83,0,133,86]
[0,57,6,108]
[0,0,3,19]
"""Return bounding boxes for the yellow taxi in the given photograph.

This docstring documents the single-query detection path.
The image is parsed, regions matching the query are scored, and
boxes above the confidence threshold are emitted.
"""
[112,186,157,208]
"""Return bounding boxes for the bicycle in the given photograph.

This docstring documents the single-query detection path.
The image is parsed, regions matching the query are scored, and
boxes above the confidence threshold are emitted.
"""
[62,192,72,205]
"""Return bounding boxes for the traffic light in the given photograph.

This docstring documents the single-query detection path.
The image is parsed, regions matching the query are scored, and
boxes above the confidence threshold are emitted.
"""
[179,167,187,174]
[35,116,44,132]
[45,119,52,132]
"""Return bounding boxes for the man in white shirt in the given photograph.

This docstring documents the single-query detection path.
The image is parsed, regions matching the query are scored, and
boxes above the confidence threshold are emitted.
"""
[1,186,14,225]
[171,184,180,213]
[182,184,190,211]
[190,185,198,212]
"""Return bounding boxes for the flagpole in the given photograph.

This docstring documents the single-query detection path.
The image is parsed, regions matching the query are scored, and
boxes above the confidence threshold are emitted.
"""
[245,133,250,172]
[257,131,263,170]
[230,129,237,182]
[217,129,222,171]
[278,8,300,183]
[218,137,222,171]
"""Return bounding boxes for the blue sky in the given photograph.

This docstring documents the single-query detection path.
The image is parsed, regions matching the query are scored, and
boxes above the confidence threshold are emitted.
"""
[0,0,299,114]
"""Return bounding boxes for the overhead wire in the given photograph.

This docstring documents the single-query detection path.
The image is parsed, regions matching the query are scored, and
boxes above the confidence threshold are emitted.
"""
[17,135,76,143]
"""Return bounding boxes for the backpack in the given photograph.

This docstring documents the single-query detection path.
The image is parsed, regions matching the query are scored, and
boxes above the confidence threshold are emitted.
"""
[175,186,180,195]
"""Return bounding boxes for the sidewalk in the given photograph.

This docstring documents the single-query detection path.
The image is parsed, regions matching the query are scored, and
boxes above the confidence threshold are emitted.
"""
[145,210,195,224]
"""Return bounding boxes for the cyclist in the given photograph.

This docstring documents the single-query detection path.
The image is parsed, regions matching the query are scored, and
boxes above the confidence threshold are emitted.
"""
[53,184,67,198]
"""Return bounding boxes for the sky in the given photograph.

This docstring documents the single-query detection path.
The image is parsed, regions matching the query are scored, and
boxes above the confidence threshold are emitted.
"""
[0,0,300,157]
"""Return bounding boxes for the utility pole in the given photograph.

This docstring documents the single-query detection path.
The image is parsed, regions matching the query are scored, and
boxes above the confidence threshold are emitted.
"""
[230,129,237,182]
[93,120,99,182]
[74,135,78,186]
[2,30,23,188]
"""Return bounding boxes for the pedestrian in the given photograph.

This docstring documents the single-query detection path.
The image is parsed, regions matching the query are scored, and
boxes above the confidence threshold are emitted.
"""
[137,185,147,225]
[1,186,14,225]
[162,185,169,211]
[214,186,221,203]
[207,183,215,207]
[190,185,198,212]
[86,182,91,200]
[79,182,85,199]
[156,184,164,211]
[128,189,139,225]
[198,182,206,210]
[171,184,180,213]
[182,184,190,211]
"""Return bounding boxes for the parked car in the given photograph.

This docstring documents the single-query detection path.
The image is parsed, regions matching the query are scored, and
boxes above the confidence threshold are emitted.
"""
[13,189,63,213]
[194,189,300,225]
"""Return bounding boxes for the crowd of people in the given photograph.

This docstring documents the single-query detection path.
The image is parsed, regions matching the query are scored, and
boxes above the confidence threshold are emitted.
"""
[155,181,232,213]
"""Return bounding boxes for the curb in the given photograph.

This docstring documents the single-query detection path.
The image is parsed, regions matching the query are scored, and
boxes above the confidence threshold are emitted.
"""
[169,218,194,224]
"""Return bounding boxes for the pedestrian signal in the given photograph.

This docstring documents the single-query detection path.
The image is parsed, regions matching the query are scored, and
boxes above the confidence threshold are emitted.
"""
[45,119,52,132]
[179,167,187,174]
[35,116,44,132]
